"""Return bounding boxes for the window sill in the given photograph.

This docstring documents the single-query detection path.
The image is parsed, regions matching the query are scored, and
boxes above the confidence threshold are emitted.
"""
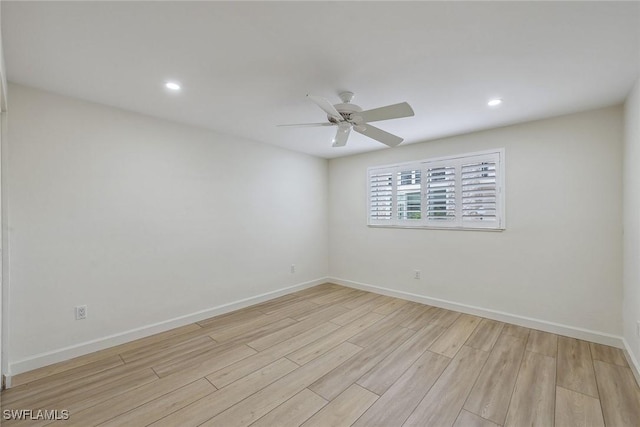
[367,224,505,232]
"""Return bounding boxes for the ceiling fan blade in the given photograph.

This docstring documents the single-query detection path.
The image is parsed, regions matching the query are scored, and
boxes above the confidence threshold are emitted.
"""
[332,123,351,147]
[307,94,342,121]
[353,102,415,124]
[354,124,403,147]
[277,122,335,128]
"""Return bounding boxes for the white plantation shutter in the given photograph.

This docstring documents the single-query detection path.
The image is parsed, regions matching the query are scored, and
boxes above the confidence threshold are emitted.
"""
[461,159,499,227]
[368,169,394,223]
[368,149,504,230]
[425,165,456,224]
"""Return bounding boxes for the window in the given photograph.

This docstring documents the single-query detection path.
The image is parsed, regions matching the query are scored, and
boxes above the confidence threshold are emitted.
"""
[397,170,421,220]
[367,149,504,230]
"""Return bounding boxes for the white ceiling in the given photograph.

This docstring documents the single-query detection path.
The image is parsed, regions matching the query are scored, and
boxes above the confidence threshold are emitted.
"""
[3,1,639,158]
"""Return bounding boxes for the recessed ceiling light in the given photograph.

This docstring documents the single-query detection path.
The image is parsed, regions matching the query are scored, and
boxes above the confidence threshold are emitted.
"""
[165,82,181,91]
[487,98,503,107]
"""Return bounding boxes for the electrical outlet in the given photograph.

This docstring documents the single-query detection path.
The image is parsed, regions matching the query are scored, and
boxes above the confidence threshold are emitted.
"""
[414,270,421,280]
[290,264,296,274]
[75,305,87,320]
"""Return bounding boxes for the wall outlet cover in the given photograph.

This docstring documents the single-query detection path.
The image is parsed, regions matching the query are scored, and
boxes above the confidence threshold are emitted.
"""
[75,305,87,320]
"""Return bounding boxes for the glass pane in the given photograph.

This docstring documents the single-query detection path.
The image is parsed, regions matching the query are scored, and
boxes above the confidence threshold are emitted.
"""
[397,170,421,220]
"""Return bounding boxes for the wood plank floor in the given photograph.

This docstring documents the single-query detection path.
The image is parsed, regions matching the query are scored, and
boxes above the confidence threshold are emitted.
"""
[2,283,639,426]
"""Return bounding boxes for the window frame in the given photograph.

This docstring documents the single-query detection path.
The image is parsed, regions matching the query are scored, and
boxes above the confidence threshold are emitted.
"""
[367,149,505,231]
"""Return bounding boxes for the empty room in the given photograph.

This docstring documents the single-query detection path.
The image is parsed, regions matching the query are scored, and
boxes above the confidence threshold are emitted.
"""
[0,1,639,426]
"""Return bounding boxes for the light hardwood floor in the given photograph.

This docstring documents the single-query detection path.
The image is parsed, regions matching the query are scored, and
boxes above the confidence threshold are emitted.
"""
[1,284,639,426]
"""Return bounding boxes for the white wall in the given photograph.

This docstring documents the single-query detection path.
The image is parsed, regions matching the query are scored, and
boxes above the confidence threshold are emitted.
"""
[6,83,328,373]
[329,107,623,337]
[623,77,640,373]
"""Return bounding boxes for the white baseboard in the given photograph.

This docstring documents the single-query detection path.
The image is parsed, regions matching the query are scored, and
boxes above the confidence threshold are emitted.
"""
[329,277,625,349]
[622,339,640,387]
[6,277,328,384]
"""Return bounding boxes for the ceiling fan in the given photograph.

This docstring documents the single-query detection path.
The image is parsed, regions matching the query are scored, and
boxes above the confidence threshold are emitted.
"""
[278,92,415,148]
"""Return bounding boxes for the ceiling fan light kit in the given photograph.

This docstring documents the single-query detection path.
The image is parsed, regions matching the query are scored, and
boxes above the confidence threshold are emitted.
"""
[278,91,415,148]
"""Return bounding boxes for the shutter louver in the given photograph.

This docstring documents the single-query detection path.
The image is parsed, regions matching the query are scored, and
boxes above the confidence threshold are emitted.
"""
[461,161,497,223]
[369,171,393,221]
[425,166,456,221]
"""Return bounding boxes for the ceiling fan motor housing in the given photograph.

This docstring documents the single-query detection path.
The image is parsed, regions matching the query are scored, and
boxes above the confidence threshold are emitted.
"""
[329,102,363,123]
